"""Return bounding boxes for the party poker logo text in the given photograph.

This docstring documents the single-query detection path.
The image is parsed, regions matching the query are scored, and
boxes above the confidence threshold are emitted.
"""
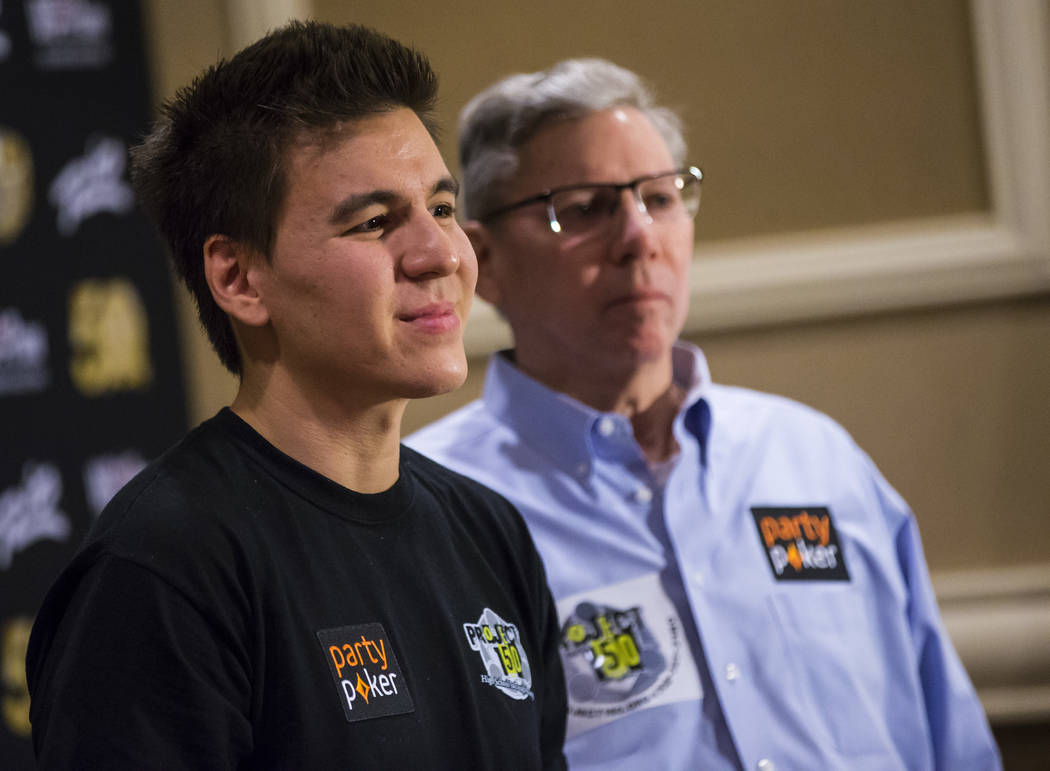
[317,623,414,723]
[751,506,850,582]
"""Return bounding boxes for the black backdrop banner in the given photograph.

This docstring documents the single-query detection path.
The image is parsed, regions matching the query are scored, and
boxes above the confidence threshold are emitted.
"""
[0,1,188,766]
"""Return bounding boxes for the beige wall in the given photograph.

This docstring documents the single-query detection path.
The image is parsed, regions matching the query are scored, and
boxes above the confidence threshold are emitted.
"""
[142,0,1050,750]
[313,0,988,239]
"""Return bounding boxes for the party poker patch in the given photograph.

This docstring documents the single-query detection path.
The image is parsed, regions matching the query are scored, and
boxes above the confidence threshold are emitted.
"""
[750,506,850,581]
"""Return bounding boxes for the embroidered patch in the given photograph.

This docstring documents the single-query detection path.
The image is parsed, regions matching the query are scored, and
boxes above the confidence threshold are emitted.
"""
[463,608,534,700]
[556,573,703,739]
[751,506,850,581]
[317,623,415,723]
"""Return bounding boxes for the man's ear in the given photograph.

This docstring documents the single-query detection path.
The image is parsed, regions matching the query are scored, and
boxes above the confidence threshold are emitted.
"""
[462,220,502,308]
[203,234,270,327]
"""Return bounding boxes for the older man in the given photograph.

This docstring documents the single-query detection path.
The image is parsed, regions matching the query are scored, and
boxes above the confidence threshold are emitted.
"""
[26,23,566,769]
[407,59,999,770]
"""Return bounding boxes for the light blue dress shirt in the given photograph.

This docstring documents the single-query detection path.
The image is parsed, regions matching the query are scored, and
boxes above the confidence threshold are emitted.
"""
[407,342,1000,771]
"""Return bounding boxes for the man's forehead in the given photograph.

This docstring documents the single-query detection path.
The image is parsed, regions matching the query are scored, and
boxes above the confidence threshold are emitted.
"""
[511,106,673,188]
[283,110,448,188]
[288,111,428,161]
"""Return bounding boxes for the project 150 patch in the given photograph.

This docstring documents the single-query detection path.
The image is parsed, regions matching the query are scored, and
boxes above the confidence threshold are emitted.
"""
[463,607,534,701]
[555,573,703,739]
[750,506,850,581]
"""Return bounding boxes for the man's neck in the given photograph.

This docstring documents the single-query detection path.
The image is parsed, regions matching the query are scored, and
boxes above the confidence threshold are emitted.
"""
[628,380,686,465]
[513,348,684,466]
[230,369,405,494]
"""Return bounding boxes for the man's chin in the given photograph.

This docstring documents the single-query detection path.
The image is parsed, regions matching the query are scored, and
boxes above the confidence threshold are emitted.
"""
[615,331,675,364]
[401,361,469,400]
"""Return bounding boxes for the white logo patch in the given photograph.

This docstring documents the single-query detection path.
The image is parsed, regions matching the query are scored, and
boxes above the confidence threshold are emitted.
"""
[557,572,703,738]
[463,607,534,700]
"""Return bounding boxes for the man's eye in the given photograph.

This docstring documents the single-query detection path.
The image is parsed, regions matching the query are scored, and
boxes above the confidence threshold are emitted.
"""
[432,202,456,218]
[644,192,675,210]
[556,190,608,223]
[562,203,598,220]
[347,214,388,234]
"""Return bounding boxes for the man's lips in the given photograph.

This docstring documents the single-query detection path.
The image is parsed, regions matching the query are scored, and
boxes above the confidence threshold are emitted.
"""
[398,302,460,332]
[606,288,672,308]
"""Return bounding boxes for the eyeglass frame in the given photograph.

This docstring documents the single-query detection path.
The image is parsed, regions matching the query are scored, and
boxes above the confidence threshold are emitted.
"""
[476,165,703,234]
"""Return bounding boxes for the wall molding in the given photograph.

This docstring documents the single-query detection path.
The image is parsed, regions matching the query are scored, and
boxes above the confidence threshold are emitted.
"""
[934,563,1050,722]
[464,0,1050,354]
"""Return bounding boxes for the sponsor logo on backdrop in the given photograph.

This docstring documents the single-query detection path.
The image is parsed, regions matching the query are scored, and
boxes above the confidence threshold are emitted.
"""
[0,1,11,64]
[26,0,113,69]
[1,616,33,738]
[750,506,850,582]
[82,449,146,516]
[317,623,415,723]
[68,277,152,396]
[0,307,50,397]
[0,128,34,246]
[49,136,133,236]
[556,573,703,739]
[463,607,534,700]
[0,462,70,570]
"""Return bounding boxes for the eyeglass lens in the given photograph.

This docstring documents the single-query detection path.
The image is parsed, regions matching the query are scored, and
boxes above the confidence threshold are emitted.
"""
[549,171,701,235]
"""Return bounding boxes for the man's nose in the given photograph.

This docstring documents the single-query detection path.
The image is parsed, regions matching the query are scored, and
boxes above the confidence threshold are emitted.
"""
[400,215,460,279]
[609,188,658,263]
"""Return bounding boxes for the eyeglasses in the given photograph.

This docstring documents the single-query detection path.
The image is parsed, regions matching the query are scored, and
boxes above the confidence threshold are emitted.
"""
[478,166,702,236]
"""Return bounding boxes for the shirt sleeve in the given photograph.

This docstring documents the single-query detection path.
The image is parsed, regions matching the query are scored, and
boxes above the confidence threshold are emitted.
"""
[537,578,569,771]
[506,487,567,771]
[28,554,254,769]
[874,466,1003,771]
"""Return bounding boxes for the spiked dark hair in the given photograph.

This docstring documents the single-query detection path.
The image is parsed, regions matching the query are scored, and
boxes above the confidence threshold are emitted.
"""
[131,21,439,374]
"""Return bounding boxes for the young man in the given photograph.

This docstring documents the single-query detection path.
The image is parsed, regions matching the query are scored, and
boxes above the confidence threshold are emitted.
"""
[26,22,566,769]
[407,58,1000,770]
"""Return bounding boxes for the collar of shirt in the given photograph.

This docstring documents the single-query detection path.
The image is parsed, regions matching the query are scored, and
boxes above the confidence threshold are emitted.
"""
[481,341,714,478]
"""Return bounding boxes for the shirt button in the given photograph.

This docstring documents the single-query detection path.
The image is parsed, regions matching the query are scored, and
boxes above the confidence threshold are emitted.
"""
[691,571,704,588]
[725,663,739,682]
[633,486,653,504]
[597,416,616,437]
[757,760,775,771]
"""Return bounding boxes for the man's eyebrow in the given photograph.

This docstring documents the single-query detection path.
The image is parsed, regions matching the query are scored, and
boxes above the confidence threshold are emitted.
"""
[434,176,460,197]
[327,177,460,226]
[328,190,397,226]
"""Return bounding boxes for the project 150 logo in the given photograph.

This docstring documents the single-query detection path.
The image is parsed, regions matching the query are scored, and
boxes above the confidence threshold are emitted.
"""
[317,623,414,723]
[463,607,533,700]
[564,607,643,681]
[559,601,667,705]
[555,575,702,738]
[751,506,850,581]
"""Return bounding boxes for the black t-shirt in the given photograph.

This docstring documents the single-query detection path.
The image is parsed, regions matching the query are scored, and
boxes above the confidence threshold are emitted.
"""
[27,409,567,770]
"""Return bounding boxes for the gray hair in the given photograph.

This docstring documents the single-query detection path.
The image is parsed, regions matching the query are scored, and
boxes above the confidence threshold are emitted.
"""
[458,58,687,220]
